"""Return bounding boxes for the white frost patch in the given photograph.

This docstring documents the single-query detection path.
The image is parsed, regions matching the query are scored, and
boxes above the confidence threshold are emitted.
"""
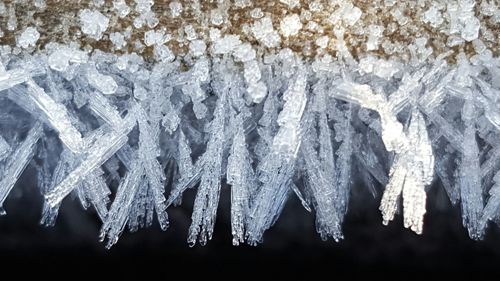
[144,29,166,47]
[87,67,118,95]
[280,14,302,37]
[79,9,109,40]
[17,27,39,49]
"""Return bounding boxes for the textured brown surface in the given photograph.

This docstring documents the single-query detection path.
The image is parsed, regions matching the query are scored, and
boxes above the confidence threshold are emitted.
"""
[0,0,498,62]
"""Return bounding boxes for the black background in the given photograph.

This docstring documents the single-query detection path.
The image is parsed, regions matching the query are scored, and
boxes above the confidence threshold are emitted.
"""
[1,165,500,278]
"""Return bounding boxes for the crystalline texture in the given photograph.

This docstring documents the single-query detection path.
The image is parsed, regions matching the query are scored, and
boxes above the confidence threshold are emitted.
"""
[86,66,118,95]
[480,171,500,232]
[188,91,228,246]
[79,9,109,40]
[100,159,144,248]
[458,100,484,239]
[227,113,254,245]
[45,107,137,207]
[0,123,43,213]
[6,79,86,154]
[334,82,434,234]
[17,27,40,49]
[247,65,307,244]
[280,14,302,37]
[0,136,11,161]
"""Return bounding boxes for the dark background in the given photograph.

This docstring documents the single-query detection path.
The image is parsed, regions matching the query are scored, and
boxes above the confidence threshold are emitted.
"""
[1,165,500,278]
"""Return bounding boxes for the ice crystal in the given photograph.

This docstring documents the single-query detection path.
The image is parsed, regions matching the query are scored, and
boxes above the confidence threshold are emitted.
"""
[17,27,39,49]
[79,9,109,40]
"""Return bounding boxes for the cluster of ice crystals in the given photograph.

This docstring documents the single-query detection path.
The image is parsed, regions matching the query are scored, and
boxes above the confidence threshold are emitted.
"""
[86,66,118,95]
[113,0,131,18]
[280,14,302,37]
[251,17,281,48]
[422,4,444,28]
[110,32,126,50]
[169,1,183,18]
[0,0,499,248]
[366,25,385,51]
[48,47,88,72]
[280,0,300,9]
[17,27,40,49]
[79,9,109,40]
[144,29,166,47]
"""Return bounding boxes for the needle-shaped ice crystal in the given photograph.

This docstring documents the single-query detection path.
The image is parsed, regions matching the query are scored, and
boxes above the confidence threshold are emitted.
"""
[136,107,169,230]
[22,79,85,153]
[458,100,484,239]
[227,113,254,245]
[100,160,144,248]
[45,107,137,208]
[480,171,500,233]
[0,123,43,213]
[188,92,227,246]
[0,136,11,161]
[247,65,307,244]
[0,63,28,91]
[334,81,434,234]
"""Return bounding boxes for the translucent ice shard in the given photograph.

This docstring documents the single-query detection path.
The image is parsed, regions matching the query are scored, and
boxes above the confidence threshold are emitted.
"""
[87,91,123,127]
[100,159,144,248]
[0,63,29,91]
[22,79,85,153]
[79,9,109,40]
[17,27,40,49]
[401,110,434,234]
[334,81,434,234]
[480,171,500,232]
[177,130,195,182]
[0,136,11,161]
[188,92,227,246]
[45,107,137,208]
[227,113,254,245]
[458,100,484,240]
[247,64,307,245]
[136,106,169,231]
[0,123,43,213]
[301,120,343,240]
[86,66,118,95]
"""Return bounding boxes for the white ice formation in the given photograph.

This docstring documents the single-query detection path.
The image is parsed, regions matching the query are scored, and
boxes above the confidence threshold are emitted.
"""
[0,0,499,247]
